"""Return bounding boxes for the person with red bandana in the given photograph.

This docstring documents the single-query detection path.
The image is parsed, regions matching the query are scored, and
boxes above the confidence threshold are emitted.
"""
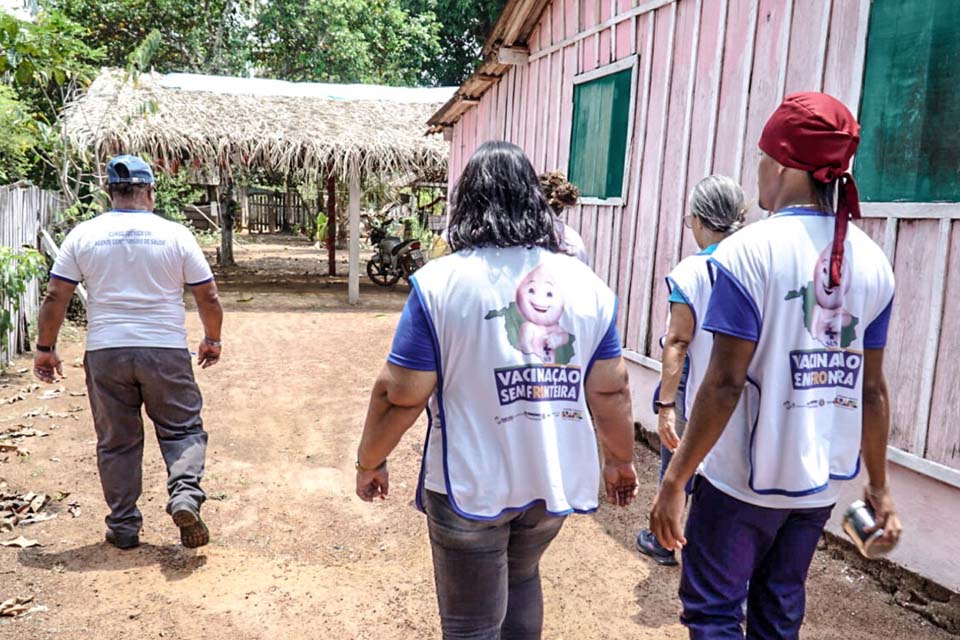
[648,92,903,638]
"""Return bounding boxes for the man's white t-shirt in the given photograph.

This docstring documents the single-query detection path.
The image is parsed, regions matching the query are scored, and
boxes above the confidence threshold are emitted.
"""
[51,210,214,351]
[700,207,894,509]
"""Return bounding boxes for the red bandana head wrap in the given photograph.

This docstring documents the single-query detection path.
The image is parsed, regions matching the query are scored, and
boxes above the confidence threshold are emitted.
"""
[758,92,861,287]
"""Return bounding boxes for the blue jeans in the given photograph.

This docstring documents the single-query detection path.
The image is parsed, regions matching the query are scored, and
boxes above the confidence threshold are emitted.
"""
[423,490,566,640]
[680,478,833,639]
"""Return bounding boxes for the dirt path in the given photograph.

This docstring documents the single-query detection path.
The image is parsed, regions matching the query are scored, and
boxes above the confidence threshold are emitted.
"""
[0,238,952,639]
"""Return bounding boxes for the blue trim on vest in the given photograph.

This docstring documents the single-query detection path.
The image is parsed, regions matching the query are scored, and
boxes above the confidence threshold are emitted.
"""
[746,374,860,497]
[414,406,435,513]
[186,276,214,287]
[413,277,600,521]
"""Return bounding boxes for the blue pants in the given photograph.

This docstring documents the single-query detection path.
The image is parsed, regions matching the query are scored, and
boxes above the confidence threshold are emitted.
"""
[680,478,833,639]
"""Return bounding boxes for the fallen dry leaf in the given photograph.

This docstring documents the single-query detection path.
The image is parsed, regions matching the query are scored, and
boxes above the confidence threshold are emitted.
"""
[18,513,56,526]
[27,493,48,513]
[39,388,64,400]
[68,390,86,397]
[51,491,70,502]
[0,596,34,617]
[1,536,40,548]
[0,428,48,440]
[67,502,81,518]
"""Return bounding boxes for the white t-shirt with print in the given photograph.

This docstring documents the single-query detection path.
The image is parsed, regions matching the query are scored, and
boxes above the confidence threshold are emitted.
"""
[51,210,214,351]
[701,208,894,509]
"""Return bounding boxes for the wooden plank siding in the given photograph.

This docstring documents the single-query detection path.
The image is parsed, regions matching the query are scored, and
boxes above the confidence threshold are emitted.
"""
[927,221,960,469]
[884,220,942,454]
[442,0,960,484]
[0,186,62,365]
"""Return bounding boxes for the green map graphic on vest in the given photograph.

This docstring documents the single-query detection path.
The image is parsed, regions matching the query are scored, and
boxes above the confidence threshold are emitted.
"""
[785,242,859,349]
[485,265,577,365]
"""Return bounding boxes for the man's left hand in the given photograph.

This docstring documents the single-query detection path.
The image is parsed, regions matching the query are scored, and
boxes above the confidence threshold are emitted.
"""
[649,479,687,551]
[34,350,62,384]
[197,340,221,368]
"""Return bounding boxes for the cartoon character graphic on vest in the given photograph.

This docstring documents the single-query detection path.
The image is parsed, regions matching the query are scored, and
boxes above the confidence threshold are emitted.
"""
[485,265,577,364]
[785,242,860,348]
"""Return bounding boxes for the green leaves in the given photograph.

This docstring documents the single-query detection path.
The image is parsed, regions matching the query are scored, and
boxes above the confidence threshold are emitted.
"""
[251,0,442,86]
[0,247,47,352]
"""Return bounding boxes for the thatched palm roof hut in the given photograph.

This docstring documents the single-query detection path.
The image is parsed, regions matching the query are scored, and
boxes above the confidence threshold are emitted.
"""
[65,69,452,179]
[63,69,455,302]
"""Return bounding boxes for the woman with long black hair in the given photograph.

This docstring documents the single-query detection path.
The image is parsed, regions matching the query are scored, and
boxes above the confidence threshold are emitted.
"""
[355,141,638,640]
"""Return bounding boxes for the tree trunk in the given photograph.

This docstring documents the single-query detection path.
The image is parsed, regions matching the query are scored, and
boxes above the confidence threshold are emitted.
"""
[219,179,235,267]
[326,172,337,276]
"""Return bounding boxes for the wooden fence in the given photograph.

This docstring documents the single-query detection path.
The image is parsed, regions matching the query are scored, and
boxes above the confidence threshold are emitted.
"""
[0,185,62,365]
[246,190,312,234]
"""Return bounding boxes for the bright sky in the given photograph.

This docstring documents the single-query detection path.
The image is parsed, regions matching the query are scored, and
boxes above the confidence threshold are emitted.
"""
[160,73,457,104]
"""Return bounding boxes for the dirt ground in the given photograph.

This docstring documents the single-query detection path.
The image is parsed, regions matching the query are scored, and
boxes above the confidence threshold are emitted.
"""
[0,236,953,639]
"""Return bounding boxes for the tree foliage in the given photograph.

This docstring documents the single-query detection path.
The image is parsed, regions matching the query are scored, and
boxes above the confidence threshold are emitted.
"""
[0,86,37,183]
[400,0,508,86]
[0,247,47,355]
[39,0,504,87]
[0,9,101,189]
[46,0,250,76]
[251,0,442,86]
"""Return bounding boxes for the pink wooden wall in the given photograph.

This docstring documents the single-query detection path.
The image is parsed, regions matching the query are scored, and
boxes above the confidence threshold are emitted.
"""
[445,0,960,476]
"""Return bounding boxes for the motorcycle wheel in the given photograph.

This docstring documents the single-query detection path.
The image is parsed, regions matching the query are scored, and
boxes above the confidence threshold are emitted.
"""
[367,257,401,287]
[400,257,422,283]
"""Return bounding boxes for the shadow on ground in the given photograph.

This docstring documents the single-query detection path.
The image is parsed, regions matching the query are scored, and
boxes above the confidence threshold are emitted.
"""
[18,542,207,582]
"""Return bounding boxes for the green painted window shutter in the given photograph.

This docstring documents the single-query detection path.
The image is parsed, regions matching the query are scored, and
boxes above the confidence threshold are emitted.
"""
[568,68,632,199]
[857,0,960,202]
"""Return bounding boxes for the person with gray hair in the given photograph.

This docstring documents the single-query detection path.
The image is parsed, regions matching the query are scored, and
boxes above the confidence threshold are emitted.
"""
[636,174,746,566]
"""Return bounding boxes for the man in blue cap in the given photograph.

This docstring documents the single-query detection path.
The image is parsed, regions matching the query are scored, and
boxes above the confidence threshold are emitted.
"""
[34,155,224,550]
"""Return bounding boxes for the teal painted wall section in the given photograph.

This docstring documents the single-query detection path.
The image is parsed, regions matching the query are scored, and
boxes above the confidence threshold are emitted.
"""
[857,0,960,202]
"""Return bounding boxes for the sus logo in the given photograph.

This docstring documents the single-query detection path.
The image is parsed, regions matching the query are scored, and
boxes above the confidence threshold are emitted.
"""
[485,265,577,364]
[785,241,859,348]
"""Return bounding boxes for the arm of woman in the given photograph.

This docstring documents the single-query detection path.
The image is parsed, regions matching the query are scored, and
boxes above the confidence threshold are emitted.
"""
[586,356,639,507]
[658,302,695,451]
[356,362,437,501]
[649,333,755,549]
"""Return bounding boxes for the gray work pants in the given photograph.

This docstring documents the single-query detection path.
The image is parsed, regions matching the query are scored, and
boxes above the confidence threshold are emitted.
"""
[423,490,567,640]
[84,347,208,537]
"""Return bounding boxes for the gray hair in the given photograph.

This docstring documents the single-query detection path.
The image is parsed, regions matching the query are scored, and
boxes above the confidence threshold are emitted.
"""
[688,174,746,233]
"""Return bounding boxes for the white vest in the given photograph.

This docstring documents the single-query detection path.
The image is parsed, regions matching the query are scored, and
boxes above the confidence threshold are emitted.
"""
[412,247,618,519]
[665,249,717,421]
[701,210,894,508]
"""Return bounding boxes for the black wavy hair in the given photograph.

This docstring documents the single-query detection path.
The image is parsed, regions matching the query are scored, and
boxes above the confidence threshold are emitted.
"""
[447,141,562,252]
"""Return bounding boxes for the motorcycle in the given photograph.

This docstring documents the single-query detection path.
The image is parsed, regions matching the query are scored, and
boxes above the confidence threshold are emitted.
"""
[364,214,425,286]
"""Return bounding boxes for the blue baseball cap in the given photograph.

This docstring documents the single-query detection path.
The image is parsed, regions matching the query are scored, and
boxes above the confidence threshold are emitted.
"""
[106,155,155,185]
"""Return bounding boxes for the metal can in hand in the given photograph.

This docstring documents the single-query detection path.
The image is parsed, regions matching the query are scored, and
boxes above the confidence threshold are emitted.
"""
[842,500,891,558]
